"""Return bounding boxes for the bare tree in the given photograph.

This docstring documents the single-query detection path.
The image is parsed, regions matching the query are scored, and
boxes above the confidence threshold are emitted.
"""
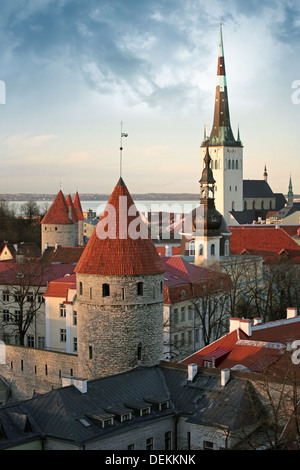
[0,260,48,346]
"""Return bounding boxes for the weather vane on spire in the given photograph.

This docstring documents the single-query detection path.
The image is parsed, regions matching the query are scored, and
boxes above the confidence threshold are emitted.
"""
[120,120,128,178]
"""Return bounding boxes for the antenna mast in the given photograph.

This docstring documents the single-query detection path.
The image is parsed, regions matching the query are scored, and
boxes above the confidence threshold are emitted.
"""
[120,120,128,178]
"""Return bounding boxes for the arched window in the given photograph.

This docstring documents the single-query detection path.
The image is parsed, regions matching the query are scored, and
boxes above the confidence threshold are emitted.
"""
[79,282,83,295]
[228,160,231,169]
[232,159,235,169]
[211,244,215,256]
[189,240,195,256]
[215,160,218,169]
[236,159,238,169]
[232,201,235,211]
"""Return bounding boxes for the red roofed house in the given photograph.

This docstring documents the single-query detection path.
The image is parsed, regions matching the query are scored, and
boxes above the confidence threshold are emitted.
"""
[162,255,231,360]
[0,261,75,348]
[182,307,300,379]
[41,190,84,253]
[229,225,300,263]
[43,273,77,353]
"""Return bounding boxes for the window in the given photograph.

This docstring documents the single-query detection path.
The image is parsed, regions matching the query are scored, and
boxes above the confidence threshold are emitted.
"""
[2,292,9,302]
[122,288,125,300]
[173,308,178,324]
[102,283,110,297]
[79,282,83,295]
[211,244,215,256]
[189,240,195,256]
[60,329,67,342]
[14,310,21,322]
[181,307,185,322]
[199,244,203,256]
[38,337,45,349]
[188,305,192,320]
[137,343,142,361]
[127,444,135,450]
[146,438,153,450]
[236,159,238,169]
[90,287,92,299]
[137,282,143,296]
[27,335,34,348]
[73,337,77,353]
[2,310,9,322]
[165,431,172,450]
[203,440,214,450]
[160,281,163,294]
[59,304,66,317]
[73,311,77,325]
[27,293,34,302]
[225,240,230,257]
[89,346,93,360]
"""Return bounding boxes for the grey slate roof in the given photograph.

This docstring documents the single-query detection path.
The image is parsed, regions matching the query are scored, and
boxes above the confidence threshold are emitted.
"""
[0,364,268,449]
[243,180,274,198]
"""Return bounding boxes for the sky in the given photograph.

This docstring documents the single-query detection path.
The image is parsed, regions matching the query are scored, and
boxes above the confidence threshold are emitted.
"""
[0,0,299,196]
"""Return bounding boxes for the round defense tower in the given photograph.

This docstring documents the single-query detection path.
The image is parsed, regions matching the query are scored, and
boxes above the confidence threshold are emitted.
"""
[74,178,165,380]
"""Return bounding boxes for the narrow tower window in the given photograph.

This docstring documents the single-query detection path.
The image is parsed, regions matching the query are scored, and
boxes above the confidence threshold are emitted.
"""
[79,282,83,295]
[137,282,144,296]
[102,283,110,297]
[137,343,142,361]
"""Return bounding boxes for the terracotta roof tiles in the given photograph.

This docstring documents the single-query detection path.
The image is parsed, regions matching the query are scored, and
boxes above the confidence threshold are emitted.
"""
[75,178,165,276]
[41,190,73,225]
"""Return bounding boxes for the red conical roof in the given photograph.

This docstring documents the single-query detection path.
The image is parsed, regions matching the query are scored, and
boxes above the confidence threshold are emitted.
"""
[41,190,73,225]
[75,178,165,276]
[66,194,78,223]
[73,191,84,221]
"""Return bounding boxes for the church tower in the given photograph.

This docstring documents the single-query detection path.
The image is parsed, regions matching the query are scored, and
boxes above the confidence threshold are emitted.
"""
[201,22,243,223]
[181,146,231,264]
[74,177,165,380]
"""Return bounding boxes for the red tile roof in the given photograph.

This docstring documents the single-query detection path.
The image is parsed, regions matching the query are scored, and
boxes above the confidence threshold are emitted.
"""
[0,261,75,286]
[41,246,85,264]
[182,315,300,377]
[75,178,165,276]
[66,195,78,223]
[41,190,73,225]
[229,225,300,259]
[44,273,76,298]
[162,256,231,304]
[73,192,84,221]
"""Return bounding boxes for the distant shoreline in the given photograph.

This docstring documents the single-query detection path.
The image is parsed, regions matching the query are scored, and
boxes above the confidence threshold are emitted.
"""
[0,193,201,202]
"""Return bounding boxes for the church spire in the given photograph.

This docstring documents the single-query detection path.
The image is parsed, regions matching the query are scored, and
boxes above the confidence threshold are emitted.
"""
[208,21,239,147]
[288,174,294,206]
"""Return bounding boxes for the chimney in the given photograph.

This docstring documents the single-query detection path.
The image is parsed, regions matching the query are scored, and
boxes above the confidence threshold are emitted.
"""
[165,245,172,257]
[62,376,87,393]
[253,318,262,326]
[187,363,198,381]
[287,308,298,319]
[54,242,59,252]
[221,369,230,387]
[229,318,252,337]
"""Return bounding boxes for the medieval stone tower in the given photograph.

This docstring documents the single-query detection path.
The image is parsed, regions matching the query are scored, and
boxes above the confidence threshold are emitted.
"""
[201,22,243,223]
[41,190,84,252]
[74,177,165,380]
